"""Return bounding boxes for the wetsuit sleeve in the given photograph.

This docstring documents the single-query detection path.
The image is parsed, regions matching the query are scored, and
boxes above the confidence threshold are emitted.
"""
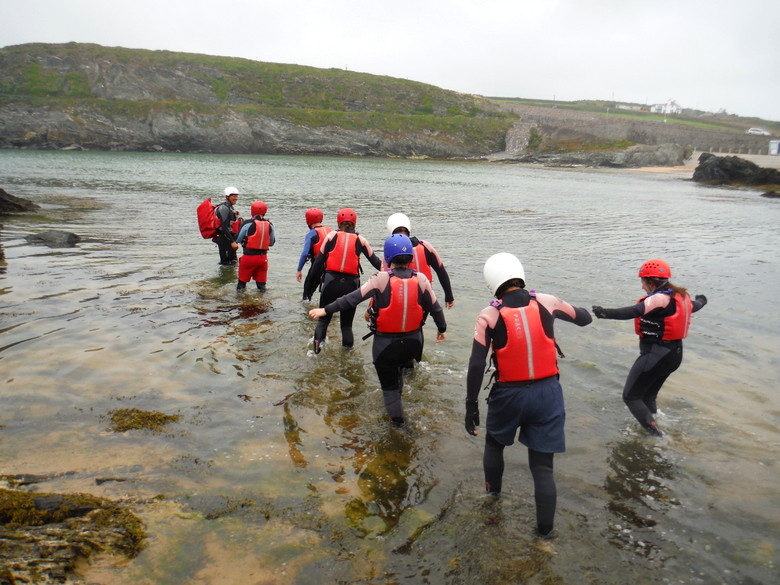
[536,293,592,326]
[303,249,326,298]
[359,235,383,271]
[269,222,276,247]
[599,302,646,320]
[297,230,317,271]
[430,306,446,333]
[424,243,455,303]
[418,275,446,333]
[692,294,707,312]
[324,273,382,314]
[466,308,494,403]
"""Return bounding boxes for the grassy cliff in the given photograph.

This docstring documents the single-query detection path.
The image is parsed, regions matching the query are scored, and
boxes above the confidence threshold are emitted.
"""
[0,43,516,156]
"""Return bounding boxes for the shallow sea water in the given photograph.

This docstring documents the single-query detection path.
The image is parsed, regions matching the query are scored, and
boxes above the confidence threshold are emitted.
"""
[0,150,778,584]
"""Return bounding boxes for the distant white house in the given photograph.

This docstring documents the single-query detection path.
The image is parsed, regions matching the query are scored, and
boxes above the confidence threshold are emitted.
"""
[650,100,683,115]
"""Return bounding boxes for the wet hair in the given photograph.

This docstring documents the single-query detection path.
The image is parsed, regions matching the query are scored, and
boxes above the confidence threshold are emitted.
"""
[391,254,413,267]
[392,227,410,236]
[339,221,356,232]
[496,278,525,298]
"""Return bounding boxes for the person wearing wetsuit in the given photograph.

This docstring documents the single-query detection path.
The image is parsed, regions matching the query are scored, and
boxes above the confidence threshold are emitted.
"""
[234,201,275,291]
[296,208,332,299]
[465,252,592,539]
[303,208,382,352]
[216,186,241,265]
[384,212,454,308]
[309,234,446,425]
[592,259,707,436]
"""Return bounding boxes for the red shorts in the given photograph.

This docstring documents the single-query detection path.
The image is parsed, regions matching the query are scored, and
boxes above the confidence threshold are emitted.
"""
[238,254,268,284]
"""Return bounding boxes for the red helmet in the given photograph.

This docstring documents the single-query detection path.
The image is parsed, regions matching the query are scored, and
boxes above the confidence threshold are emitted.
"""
[250,201,268,216]
[638,259,671,279]
[337,208,357,225]
[305,207,324,227]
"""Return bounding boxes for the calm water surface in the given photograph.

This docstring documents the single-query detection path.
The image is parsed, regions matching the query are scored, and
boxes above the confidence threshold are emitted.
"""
[0,151,778,584]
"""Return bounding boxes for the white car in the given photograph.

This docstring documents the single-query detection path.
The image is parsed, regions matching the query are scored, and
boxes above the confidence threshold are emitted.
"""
[746,128,771,136]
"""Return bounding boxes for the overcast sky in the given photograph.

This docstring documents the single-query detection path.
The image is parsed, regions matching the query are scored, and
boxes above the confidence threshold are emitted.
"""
[2,0,778,121]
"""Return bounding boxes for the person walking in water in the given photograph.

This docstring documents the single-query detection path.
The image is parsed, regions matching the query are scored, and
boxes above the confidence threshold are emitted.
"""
[296,208,332,299]
[309,234,446,426]
[216,186,241,265]
[384,212,455,309]
[234,201,275,291]
[465,252,592,539]
[592,259,707,437]
[303,208,382,353]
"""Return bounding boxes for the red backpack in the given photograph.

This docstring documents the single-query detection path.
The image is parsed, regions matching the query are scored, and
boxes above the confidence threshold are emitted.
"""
[197,198,221,239]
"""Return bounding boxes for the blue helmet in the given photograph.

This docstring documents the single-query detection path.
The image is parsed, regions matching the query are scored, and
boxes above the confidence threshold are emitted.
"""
[384,234,414,265]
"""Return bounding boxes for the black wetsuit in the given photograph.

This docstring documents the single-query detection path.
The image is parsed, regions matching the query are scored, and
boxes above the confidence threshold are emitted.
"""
[215,201,238,265]
[596,292,707,433]
[324,268,446,422]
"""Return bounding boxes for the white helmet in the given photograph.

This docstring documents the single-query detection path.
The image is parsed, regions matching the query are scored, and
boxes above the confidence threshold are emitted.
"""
[483,253,525,295]
[386,212,411,234]
[224,186,240,196]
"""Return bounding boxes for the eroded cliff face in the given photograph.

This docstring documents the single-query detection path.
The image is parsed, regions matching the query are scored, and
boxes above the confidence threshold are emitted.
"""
[0,101,499,157]
[0,43,510,157]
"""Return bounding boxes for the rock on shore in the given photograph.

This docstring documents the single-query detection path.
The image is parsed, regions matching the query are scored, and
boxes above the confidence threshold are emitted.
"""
[490,143,690,168]
[0,187,40,214]
[692,152,780,186]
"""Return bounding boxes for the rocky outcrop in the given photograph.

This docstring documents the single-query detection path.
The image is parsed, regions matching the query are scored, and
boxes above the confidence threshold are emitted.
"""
[491,143,691,168]
[0,102,500,158]
[0,187,40,214]
[692,153,780,185]
[0,484,145,584]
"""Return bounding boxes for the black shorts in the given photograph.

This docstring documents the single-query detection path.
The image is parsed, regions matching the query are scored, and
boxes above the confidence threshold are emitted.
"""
[485,376,566,452]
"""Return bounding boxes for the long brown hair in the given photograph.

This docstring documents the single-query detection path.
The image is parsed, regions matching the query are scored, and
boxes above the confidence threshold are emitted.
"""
[644,277,687,296]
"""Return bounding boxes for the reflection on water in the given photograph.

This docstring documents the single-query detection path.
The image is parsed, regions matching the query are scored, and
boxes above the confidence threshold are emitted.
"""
[0,151,778,585]
[604,435,678,563]
[605,436,678,528]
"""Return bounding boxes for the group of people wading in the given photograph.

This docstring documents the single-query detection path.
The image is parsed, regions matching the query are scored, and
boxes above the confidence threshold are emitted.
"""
[207,186,708,540]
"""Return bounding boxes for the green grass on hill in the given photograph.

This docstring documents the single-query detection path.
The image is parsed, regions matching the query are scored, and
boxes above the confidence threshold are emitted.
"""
[0,43,508,120]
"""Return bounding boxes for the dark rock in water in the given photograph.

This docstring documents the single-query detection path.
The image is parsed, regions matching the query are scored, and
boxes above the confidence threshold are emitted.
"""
[692,153,780,186]
[25,230,81,247]
[0,187,40,213]
[33,494,101,517]
[761,191,780,198]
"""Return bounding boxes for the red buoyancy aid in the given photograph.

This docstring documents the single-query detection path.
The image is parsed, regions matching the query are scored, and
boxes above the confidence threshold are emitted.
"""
[197,198,221,239]
[374,274,425,334]
[325,232,360,274]
[634,291,691,340]
[311,225,332,258]
[494,301,559,382]
[410,241,433,281]
[246,219,271,250]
